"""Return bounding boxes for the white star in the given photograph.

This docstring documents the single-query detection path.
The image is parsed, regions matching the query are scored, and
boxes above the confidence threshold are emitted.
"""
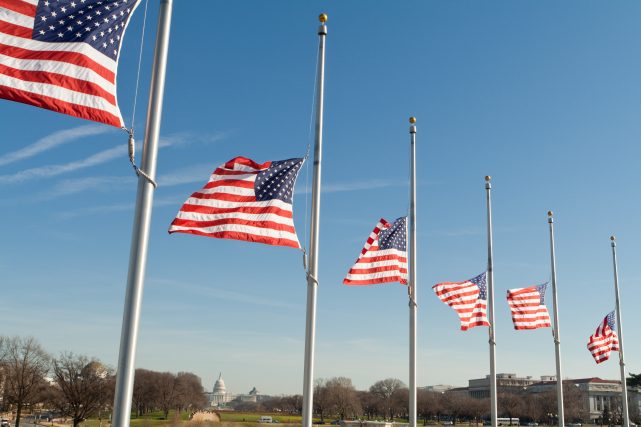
[70,1,76,7]
[57,32,63,37]
[61,6,67,12]
[39,29,45,35]
[51,11,57,17]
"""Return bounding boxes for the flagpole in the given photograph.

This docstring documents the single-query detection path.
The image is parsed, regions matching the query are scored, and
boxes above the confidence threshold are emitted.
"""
[408,117,418,427]
[112,1,173,426]
[302,14,327,427]
[610,236,630,427]
[485,176,497,427]
[547,211,565,427]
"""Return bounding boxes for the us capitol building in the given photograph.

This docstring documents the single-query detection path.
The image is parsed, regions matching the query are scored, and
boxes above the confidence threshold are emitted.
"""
[207,373,268,408]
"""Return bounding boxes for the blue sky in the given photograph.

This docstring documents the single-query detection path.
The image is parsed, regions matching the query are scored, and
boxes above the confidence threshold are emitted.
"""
[2,1,641,396]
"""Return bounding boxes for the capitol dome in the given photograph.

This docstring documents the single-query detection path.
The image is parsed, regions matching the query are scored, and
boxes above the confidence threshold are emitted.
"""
[213,373,227,394]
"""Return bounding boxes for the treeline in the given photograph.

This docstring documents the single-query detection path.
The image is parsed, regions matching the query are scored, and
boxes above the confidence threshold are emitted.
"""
[0,336,207,427]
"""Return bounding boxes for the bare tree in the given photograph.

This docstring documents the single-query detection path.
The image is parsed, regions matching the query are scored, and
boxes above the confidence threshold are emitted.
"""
[498,392,523,422]
[326,377,361,420]
[314,378,333,423]
[417,389,441,425]
[358,390,380,420]
[155,372,178,419]
[2,336,50,427]
[174,372,207,413]
[133,369,160,417]
[51,353,112,427]
[370,378,406,420]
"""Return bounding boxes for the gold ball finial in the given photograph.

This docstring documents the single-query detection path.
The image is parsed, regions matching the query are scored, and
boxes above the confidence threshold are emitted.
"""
[319,13,328,23]
[485,175,491,182]
[409,116,417,124]
[548,211,553,217]
[611,235,616,241]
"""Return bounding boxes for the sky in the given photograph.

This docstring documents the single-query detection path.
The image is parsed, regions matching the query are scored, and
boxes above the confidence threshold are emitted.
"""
[2,1,641,397]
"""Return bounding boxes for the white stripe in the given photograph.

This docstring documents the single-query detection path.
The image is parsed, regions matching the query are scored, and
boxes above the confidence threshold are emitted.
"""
[183,196,292,211]
[169,223,299,244]
[0,72,120,116]
[0,53,116,94]
[19,0,38,6]
[208,172,257,183]
[351,259,407,270]
[345,270,404,281]
[0,32,116,73]
[195,186,254,197]
[175,210,295,226]
[0,6,34,28]
[360,248,405,259]
[228,163,263,173]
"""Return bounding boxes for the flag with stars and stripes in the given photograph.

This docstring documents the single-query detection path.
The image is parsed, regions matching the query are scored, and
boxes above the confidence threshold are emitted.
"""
[169,156,305,249]
[587,311,620,364]
[433,272,490,331]
[506,283,552,330]
[343,217,408,286]
[0,0,140,127]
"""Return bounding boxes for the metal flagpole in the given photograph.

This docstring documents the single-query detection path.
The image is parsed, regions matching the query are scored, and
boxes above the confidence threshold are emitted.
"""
[547,211,565,427]
[112,1,173,425]
[485,176,498,427]
[302,13,327,427]
[408,117,418,427]
[610,236,630,427]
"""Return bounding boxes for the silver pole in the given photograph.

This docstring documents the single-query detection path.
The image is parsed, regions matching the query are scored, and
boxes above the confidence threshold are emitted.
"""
[485,176,497,427]
[112,1,173,425]
[408,117,418,427]
[610,236,630,427]
[302,14,327,427]
[548,211,565,427]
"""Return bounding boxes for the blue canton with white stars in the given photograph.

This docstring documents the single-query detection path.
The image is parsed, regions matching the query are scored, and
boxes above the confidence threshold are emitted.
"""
[606,311,616,330]
[255,158,304,204]
[32,0,138,60]
[471,272,487,300]
[536,282,548,305]
[378,217,407,251]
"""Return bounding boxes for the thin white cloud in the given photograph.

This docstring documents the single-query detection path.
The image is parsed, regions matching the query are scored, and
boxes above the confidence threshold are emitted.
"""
[0,145,125,184]
[0,125,114,167]
[55,196,180,220]
[296,178,408,195]
[0,132,226,185]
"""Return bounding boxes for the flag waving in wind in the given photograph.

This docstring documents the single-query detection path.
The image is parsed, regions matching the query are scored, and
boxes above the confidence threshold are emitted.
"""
[0,0,140,126]
[169,156,304,248]
[506,283,552,330]
[343,217,408,286]
[587,311,620,364]
[433,272,490,331]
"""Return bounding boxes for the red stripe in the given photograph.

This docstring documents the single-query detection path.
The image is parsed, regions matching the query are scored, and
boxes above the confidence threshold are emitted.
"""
[178,203,293,219]
[0,43,116,83]
[354,253,407,264]
[170,217,296,234]
[0,0,36,16]
[0,84,121,126]
[0,20,32,38]
[190,192,257,203]
[224,157,271,170]
[349,265,408,275]
[344,276,406,286]
[212,168,259,176]
[169,228,299,248]
[204,179,255,190]
[0,63,116,105]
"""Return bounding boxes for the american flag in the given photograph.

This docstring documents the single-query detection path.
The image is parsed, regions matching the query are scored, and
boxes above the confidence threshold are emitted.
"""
[343,217,407,286]
[433,272,490,331]
[0,0,140,126]
[506,283,552,330]
[169,156,305,249]
[587,311,620,364]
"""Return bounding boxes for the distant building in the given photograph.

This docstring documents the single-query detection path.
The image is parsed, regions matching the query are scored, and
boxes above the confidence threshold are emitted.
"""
[209,373,233,408]
[421,384,455,393]
[469,373,538,398]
